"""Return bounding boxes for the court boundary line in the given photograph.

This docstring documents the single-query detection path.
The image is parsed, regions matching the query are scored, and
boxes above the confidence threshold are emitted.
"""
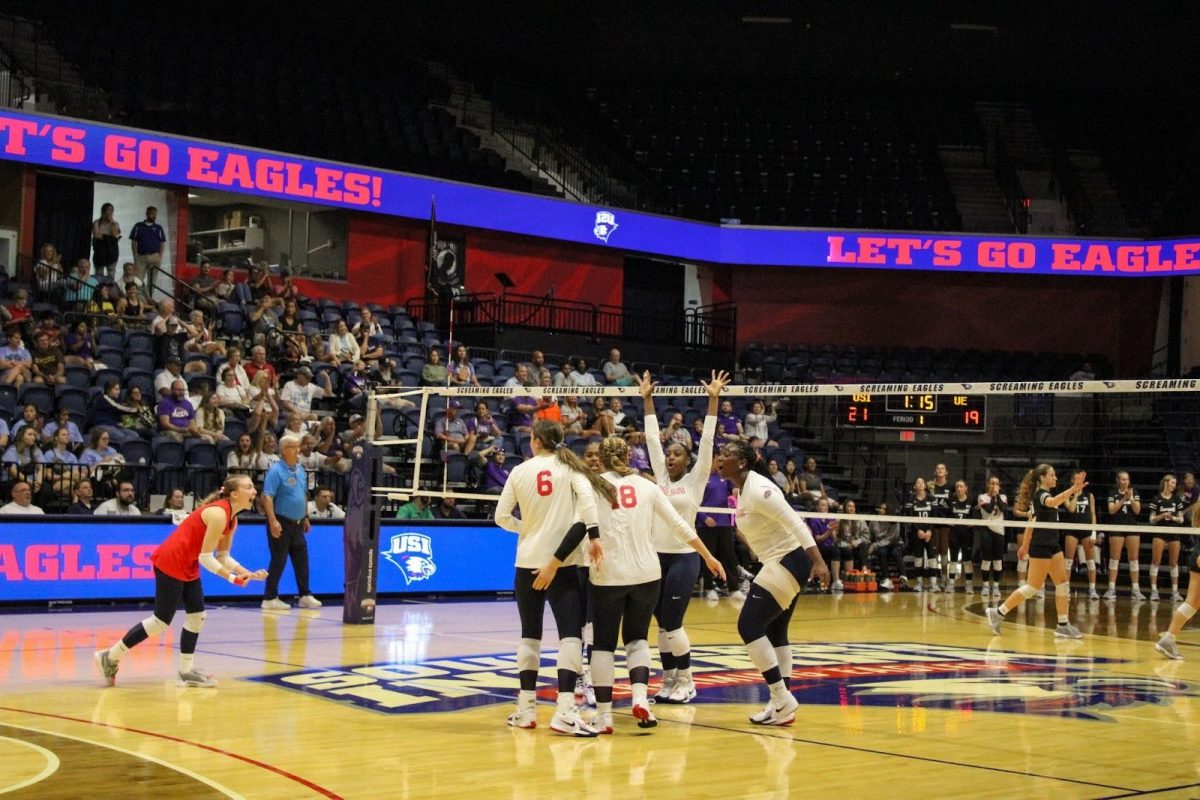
[0,707,344,800]
[1090,781,1200,799]
[0,732,61,794]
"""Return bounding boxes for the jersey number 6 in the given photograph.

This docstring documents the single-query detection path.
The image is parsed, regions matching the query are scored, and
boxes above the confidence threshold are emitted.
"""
[536,470,553,496]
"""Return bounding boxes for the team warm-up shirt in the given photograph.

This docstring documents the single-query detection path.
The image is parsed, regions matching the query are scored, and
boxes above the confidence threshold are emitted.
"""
[495,454,601,569]
[903,494,935,535]
[644,413,716,553]
[1147,492,1186,528]
[1107,489,1141,524]
[1067,492,1095,527]
[734,471,817,564]
[977,492,1009,535]
[590,471,698,586]
[929,481,951,519]
[947,495,975,521]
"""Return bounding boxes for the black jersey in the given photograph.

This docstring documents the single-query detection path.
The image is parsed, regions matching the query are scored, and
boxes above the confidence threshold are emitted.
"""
[1067,492,1094,526]
[1033,489,1059,524]
[929,481,951,518]
[1107,488,1141,524]
[947,496,975,520]
[904,494,934,534]
[1148,492,1186,527]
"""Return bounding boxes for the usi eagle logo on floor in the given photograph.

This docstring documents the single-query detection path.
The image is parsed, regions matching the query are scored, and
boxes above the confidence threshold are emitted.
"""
[245,642,1198,721]
[382,533,436,585]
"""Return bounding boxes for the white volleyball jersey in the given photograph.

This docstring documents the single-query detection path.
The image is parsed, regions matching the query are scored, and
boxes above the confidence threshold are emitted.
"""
[645,414,716,553]
[590,470,698,587]
[495,453,601,568]
[734,471,816,563]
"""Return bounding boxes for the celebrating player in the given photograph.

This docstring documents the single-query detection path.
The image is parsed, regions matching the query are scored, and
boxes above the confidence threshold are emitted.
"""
[536,436,724,733]
[718,439,829,726]
[94,475,265,687]
[1062,470,1099,600]
[495,420,610,736]
[1105,471,1143,601]
[638,368,728,704]
[986,465,1086,639]
[1147,473,1186,602]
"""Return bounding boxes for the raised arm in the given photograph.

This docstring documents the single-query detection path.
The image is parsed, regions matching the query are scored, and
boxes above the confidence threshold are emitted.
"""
[1042,471,1087,509]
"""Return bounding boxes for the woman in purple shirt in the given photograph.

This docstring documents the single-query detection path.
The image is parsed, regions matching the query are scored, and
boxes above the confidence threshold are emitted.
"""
[698,463,741,599]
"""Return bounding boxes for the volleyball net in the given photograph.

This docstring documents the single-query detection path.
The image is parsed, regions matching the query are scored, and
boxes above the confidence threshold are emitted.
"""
[365,378,1200,538]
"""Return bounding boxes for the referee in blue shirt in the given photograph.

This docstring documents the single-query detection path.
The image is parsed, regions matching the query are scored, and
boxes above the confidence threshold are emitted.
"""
[261,434,322,610]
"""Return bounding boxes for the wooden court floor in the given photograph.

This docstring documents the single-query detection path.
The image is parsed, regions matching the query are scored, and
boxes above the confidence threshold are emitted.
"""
[3,592,1200,799]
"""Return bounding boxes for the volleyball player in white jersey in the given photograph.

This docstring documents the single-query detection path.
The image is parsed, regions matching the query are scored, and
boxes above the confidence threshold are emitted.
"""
[638,369,728,704]
[534,436,723,733]
[495,420,613,736]
[718,439,830,726]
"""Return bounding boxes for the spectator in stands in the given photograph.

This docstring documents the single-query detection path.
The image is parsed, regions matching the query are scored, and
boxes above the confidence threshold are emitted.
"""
[278,272,301,303]
[504,363,530,389]
[87,283,122,326]
[559,395,587,435]
[118,262,143,295]
[434,496,466,520]
[309,486,345,519]
[245,345,279,387]
[449,345,479,387]
[80,429,123,468]
[869,501,906,590]
[248,296,284,350]
[130,206,166,275]
[257,431,281,470]
[1182,472,1199,516]
[767,458,788,491]
[150,297,181,335]
[395,495,434,520]
[607,397,636,434]
[586,397,616,438]
[91,203,122,277]
[1068,361,1096,381]
[481,448,510,494]
[42,426,80,499]
[184,309,226,360]
[154,356,185,398]
[0,329,32,387]
[567,357,598,387]
[744,400,778,447]
[370,356,398,386]
[1,289,33,335]
[466,400,502,454]
[190,261,219,312]
[29,330,66,386]
[305,332,334,364]
[526,350,550,387]
[552,362,571,387]
[783,459,803,504]
[837,500,871,570]
[159,488,188,524]
[216,365,255,413]
[342,360,372,409]
[625,430,650,474]
[157,378,204,442]
[10,404,41,440]
[420,347,447,386]
[247,264,276,303]
[121,282,148,322]
[506,388,538,435]
[155,314,189,368]
[94,481,141,516]
[337,414,369,452]
[277,300,303,341]
[122,385,157,438]
[228,433,265,475]
[67,478,98,514]
[42,407,83,450]
[280,366,333,421]
[63,320,96,369]
[352,309,385,362]
[716,399,743,442]
[661,411,692,451]
[534,373,561,422]
[33,243,62,286]
[0,481,43,515]
[3,427,45,495]
[63,259,98,308]
[213,269,234,303]
[602,348,633,386]
[435,400,470,453]
[0,418,8,450]
[217,345,252,387]
[298,435,346,482]
[326,319,361,365]
[195,393,230,444]
[91,380,143,444]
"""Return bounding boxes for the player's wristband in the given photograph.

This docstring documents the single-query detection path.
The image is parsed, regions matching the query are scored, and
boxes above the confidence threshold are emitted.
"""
[586,526,600,540]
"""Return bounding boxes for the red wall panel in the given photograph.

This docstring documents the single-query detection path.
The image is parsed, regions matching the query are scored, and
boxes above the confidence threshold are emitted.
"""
[458,228,624,306]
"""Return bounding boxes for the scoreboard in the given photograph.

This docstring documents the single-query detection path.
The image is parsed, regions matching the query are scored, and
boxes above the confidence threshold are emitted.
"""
[838,393,987,432]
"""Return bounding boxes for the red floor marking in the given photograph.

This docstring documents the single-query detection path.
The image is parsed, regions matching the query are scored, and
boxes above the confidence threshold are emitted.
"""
[0,705,344,799]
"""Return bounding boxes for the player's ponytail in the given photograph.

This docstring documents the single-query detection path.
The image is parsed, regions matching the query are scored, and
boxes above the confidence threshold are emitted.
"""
[532,419,617,504]
[1014,464,1051,516]
[199,475,251,506]
[600,436,635,477]
[728,439,770,479]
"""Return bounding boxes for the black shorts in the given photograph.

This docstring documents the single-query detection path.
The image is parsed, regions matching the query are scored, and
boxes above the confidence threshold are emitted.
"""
[1189,545,1200,575]
[1151,529,1183,544]
[1029,531,1062,560]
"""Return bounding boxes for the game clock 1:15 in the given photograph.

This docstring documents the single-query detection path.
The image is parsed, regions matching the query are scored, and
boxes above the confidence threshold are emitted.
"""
[838,393,987,432]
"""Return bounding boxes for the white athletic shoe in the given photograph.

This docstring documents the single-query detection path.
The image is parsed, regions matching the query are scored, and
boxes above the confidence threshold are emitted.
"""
[928,582,941,594]
[550,707,599,737]
[594,710,613,734]
[178,670,218,688]
[298,595,323,609]
[991,583,1001,597]
[1103,587,1117,601]
[1054,622,1084,640]
[1131,587,1147,602]
[667,677,697,704]
[1088,588,1100,600]
[507,704,537,729]
[749,693,798,726]
[1035,588,1045,600]
[985,607,1003,635]
[94,650,118,687]
[730,590,747,601]
[261,598,291,611]
[1172,591,1184,603]
[830,580,844,593]
[1150,589,1161,603]
[654,674,677,703]
[1157,634,1184,661]
[980,585,991,598]
[964,583,974,595]
[631,702,657,729]
[705,589,720,601]
[880,578,894,590]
